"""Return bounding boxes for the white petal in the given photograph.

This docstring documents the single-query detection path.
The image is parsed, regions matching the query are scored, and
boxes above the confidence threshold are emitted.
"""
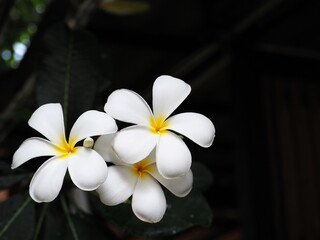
[132,175,166,223]
[148,164,193,197]
[69,110,117,145]
[97,166,137,206]
[113,126,158,164]
[94,133,122,164]
[28,103,65,145]
[68,147,108,191]
[12,137,57,169]
[166,112,215,147]
[29,156,67,203]
[104,89,153,126]
[152,75,191,120]
[157,132,191,178]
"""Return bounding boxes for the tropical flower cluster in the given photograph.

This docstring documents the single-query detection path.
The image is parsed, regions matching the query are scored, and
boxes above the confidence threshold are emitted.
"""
[12,75,215,223]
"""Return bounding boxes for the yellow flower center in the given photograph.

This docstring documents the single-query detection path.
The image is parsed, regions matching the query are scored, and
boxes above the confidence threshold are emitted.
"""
[149,116,168,135]
[54,137,78,159]
[131,159,153,178]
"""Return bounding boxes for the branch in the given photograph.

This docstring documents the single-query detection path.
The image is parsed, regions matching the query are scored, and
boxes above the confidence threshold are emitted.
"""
[67,0,101,30]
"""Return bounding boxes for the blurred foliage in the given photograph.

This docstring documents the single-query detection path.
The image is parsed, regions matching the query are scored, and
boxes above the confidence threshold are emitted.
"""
[99,0,150,16]
[0,0,50,70]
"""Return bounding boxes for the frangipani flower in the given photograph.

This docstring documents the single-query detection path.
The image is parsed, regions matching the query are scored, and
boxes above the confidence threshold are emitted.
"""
[12,103,117,203]
[104,75,215,179]
[94,134,193,223]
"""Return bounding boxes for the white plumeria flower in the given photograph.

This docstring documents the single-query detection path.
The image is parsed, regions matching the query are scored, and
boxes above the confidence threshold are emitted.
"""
[12,103,117,203]
[104,75,215,179]
[94,134,193,223]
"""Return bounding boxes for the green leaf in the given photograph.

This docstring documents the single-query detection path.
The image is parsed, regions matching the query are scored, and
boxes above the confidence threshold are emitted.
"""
[65,215,113,240]
[61,195,80,240]
[0,194,35,240]
[41,202,65,240]
[90,190,213,237]
[42,200,112,240]
[192,162,214,191]
[0,108,32,121]
[33,203,49,240]
[36,23,105,130]
[0,174,28,190]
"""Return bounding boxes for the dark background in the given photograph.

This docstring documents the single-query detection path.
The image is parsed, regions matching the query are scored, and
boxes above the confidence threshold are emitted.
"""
[1,0,320,239]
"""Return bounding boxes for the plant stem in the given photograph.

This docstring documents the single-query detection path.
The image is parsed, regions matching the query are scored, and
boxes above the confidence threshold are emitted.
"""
[61,196,79,240]
[33,203,49,240]
[0,196,32,238]
[63,28,74,128]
